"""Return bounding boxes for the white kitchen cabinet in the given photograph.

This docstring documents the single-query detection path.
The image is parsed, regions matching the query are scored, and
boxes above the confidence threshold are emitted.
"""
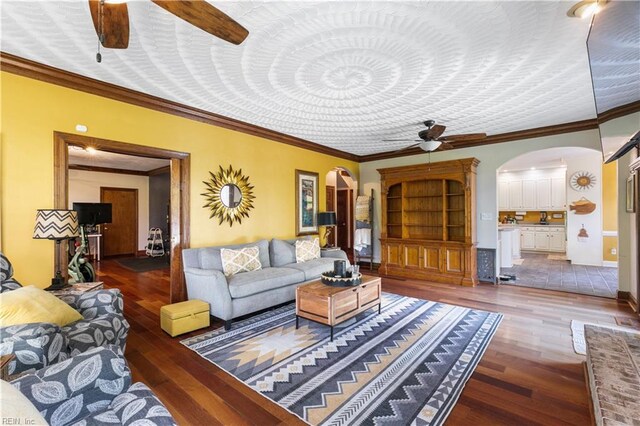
[521,229,535,249]
[508,180,523,209]
[498,181,510,210]
[549,228,566,251]
[551,177,566,210]
[536,178,552,209]
[511,227,521,258]
[521,180,537,210]
[535,232,550,250]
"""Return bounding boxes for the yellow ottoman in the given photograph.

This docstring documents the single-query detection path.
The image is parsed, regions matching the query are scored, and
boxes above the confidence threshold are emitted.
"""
[160,299,210,337]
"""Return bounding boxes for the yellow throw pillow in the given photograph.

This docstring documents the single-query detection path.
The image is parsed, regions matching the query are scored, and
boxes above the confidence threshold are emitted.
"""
[295,237,321,263]
[220,246,262,277]
[0,285,83,327]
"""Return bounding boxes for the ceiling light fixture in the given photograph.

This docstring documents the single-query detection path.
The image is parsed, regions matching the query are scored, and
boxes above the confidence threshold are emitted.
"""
[419,140,442,152]
[567,0,604,18]
[85,147,98,155]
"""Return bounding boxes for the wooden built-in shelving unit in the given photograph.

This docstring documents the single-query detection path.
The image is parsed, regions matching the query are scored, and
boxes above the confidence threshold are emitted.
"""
[378,158,479,286]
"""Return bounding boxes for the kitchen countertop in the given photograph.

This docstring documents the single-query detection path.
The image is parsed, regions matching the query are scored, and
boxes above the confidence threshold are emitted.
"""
[499,223,565,228]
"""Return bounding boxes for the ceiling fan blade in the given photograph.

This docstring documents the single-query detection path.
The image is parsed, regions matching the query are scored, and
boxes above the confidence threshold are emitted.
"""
[89,0,129,48]
[151,1,249,45]
[427,124,446,140]
[439,133,487,142]
[392,143,420,153]
[382,139,420,142]
[439,141,455,150]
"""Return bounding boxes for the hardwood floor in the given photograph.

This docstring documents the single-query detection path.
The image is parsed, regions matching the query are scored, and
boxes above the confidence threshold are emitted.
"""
[96,259,636,425]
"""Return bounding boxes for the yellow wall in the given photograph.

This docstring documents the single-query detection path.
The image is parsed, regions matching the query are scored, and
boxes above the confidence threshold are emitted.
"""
[602,161,618,262]
[0,72,358,287]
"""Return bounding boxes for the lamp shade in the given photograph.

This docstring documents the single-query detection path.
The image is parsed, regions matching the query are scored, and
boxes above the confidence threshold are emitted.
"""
[33,209,79,240]
[317,211,337,226]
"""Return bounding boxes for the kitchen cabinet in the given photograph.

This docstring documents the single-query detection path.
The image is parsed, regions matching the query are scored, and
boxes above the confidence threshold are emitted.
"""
[498,169,566,211]
[549,228,566,251]
[520,226,565,252]
[498,181,510,210]
[536,179,552,209]
[522,180,537,210]
[551,177,566,210]
[534,232,550,250]
[521,228,536,249]
[508,181,523,209]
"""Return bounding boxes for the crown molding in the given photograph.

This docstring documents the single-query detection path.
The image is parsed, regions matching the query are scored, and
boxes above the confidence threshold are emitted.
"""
[597,100,640,124]
[0,52,359,162]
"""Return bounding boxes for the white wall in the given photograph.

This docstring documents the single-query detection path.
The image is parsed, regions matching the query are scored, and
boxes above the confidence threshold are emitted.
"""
[600,112,640,295]
[69,170,150,250]
[565,150,603,266]
[359,128,602,263]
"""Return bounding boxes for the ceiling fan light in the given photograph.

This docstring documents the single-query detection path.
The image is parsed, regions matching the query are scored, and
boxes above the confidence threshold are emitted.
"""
[419,140,442,152]
[104,0,127,4]
[567,0,601,18]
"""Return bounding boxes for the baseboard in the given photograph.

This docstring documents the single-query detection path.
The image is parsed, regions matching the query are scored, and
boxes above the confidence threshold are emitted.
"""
[618,291,630,301]
[602,261,618,268]
[618,291,639,312]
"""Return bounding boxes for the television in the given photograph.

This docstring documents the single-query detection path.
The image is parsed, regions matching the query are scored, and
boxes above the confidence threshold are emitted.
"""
[73,202,112,225]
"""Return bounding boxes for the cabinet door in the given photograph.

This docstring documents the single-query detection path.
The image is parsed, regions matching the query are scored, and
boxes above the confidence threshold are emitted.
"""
[549,230,565,251]
[421,246,441,272]
[443,247,464,273]
[534,231,550,250]
[498,181,510,210]
[384,242,403,267]
[512,229,521,258]
[522,180,537,210]
[521,231,535,249]
[508,180,522,209]
[402,244,422,270]
[536,178,551,209]
[551,177,566,210]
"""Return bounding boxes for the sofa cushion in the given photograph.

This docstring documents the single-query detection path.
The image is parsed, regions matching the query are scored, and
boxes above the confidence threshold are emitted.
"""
[284,257,336,281]
[221,246,262,276]
[228,268,304,299]
[295,238,320,263]
[270,237,313,267]
[198,239,270,271]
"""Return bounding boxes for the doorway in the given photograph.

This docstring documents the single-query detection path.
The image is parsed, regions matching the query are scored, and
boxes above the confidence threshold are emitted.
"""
[324,167,358,260]
[100,187,138,257]
[54,132,190,303]
[336,189,353,252]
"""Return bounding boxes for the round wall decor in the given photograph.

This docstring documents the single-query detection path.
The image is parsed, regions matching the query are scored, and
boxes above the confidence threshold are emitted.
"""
[202,165,255,226]
[569,170,596,191]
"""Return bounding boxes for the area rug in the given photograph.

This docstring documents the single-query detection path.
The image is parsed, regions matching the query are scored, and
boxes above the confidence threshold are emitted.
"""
[182,293,502,425]
[115,256,169,272]
[570,320,639,355]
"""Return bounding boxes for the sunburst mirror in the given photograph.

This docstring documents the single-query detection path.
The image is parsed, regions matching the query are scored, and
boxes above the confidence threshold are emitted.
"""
[570,170,597,191]
[202,165,255,226]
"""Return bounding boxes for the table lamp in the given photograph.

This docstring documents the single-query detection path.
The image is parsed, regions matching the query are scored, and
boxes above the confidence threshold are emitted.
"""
[33,209,79,290]
[317,211,337,248]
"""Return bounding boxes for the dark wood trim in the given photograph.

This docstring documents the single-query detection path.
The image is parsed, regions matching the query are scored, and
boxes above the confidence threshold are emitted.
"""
[618,290,630,300]
[361,119,599,162]
[597,100,640,124]
[54,131,190,304]
[100,186,139,257]
[148,165,171,176]
[618,290,639,313]
[69,164,150,176]
[1,52,358,162]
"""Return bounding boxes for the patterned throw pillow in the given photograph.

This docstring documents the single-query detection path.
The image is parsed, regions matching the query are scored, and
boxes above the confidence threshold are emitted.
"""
[295,238,321,263]
[220,246,262,277]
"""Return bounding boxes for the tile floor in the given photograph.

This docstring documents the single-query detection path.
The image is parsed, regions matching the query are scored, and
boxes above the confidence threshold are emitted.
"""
[500,252,618,298]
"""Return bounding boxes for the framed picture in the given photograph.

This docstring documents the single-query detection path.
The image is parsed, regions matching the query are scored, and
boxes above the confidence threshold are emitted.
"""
[295,170,319,236]
[626,175,636,213]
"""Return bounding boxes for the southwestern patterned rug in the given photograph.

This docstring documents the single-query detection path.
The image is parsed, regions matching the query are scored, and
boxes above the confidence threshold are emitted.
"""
[182,293,502,425]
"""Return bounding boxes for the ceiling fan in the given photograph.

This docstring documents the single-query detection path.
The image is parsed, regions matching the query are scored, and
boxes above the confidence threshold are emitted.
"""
[384,120,487,153]
[89,0,249,61]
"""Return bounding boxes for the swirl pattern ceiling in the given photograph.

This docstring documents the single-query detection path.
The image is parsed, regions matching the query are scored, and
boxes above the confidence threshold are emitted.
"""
[1,1,603,155]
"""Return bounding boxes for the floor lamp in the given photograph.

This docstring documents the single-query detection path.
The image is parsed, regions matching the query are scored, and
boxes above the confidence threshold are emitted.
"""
[317,212,337,248]
[33,209,80,291]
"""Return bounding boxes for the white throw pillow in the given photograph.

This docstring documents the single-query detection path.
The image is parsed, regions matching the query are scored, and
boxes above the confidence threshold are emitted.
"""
[0,380,48,425]
[295,238,320,263]
[220,246,262,276]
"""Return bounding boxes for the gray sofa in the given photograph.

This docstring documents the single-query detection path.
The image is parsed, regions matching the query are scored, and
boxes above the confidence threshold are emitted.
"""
[182,238,349,329]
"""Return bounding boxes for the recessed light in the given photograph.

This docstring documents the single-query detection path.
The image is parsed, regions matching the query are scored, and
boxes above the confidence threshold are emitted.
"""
[567,0,605,18]
[85,147,97,155]
[530,167,536,170]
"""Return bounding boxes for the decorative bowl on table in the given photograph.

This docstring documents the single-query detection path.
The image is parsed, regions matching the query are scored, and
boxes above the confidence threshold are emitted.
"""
[320,272,362,287]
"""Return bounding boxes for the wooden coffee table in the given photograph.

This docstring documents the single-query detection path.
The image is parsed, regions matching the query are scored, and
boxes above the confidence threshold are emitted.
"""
[296,275,382,340]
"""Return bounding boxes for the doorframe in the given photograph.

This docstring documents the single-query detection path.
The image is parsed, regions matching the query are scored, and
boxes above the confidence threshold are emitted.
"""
[100,187,139,257]
[54,132,190,303]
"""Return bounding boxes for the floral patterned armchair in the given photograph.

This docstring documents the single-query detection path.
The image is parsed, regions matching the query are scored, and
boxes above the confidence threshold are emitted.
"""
[9,345,177,426]
[0,252,130,376]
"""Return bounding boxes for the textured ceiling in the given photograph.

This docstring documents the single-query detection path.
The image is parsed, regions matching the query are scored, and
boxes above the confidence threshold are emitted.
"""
[69,146,170,172]
[1,1,605,155]
[587,0,640,114]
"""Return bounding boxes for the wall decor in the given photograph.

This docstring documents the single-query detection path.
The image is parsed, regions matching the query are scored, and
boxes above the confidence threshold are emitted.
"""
[627,175,636,213]
[202,165,255,226]
[569,170,597,191]
[569,197,596,215]
[295,170,319,236]
[577,225,589,242]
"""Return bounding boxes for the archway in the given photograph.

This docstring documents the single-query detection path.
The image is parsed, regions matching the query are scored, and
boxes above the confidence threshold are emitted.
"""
[324,167,358,260]
[496,146,617,297]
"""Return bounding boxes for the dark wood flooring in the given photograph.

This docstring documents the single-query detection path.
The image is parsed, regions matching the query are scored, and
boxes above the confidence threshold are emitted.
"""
[95,259,636,425]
